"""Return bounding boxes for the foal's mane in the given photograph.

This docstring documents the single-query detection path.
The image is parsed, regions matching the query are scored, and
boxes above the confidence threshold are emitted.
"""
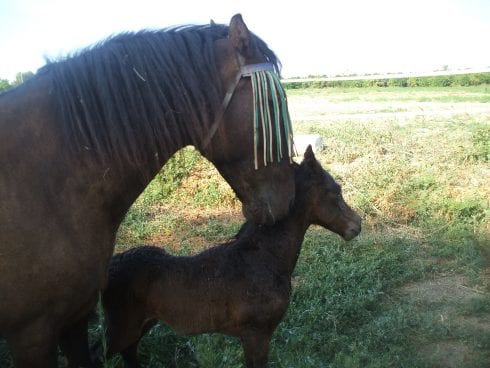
[41,23,279,175]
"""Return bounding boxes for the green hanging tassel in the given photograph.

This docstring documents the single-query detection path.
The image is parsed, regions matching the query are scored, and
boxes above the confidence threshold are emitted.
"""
[250,70,294,169]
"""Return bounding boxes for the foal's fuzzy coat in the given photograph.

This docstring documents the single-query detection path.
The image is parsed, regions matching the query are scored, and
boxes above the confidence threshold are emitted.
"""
[102,146,361,367]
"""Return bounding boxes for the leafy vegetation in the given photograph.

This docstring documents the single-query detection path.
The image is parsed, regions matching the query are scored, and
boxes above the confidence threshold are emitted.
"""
[0,71,34,92]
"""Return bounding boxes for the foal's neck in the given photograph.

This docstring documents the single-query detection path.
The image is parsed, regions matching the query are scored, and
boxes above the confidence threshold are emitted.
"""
[257,200,311,275]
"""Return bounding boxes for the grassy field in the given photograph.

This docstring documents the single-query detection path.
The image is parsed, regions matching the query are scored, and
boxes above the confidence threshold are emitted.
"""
[1,86,489,367]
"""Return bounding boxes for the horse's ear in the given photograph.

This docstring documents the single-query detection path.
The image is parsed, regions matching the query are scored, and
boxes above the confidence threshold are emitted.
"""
[229,14,256,58]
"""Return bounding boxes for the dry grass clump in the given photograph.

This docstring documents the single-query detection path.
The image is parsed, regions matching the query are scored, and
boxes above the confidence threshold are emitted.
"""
[297,113,488,235]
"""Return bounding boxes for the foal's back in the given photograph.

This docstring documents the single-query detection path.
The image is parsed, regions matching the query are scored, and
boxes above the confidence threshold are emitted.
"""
[105,237,289,337]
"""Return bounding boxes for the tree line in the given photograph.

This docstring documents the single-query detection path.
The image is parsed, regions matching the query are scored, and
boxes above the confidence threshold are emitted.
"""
[283,72,490,89]
[0,71,34,93]
[3,71,490,93]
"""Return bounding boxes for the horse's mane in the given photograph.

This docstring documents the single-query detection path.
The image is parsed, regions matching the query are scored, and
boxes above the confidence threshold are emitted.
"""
[41,24,280,176]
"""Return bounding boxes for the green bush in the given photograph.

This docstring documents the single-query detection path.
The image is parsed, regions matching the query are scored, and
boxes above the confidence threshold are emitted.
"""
[283,72,490,89]
[142,147,200,204]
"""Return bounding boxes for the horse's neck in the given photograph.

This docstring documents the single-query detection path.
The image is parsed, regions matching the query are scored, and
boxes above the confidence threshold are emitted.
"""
[89,149,180,228]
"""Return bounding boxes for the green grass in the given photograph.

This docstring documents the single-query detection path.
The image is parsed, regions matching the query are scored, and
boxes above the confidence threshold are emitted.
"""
[1,86,488,367]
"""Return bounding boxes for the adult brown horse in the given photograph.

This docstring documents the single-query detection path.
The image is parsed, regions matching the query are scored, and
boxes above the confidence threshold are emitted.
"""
[0,15,296,367]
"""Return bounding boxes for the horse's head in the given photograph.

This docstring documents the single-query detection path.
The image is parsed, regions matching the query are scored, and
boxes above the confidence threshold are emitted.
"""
[297,146,361,241]
[199,14,295,225]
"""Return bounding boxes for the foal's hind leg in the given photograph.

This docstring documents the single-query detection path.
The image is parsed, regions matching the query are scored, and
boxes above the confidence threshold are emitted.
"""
[7,318,58,368]
[240,330,273,368]
[110,319,157,368]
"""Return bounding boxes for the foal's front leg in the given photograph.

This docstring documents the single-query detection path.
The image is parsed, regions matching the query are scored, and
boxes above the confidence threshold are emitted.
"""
[240,330,273,368]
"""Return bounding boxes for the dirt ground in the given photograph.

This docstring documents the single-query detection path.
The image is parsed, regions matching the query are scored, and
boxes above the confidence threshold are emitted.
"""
[401,274,490,367]
[288,95,490,122]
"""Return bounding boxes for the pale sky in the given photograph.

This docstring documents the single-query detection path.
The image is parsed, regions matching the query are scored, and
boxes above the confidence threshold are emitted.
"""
[1,0,489,81]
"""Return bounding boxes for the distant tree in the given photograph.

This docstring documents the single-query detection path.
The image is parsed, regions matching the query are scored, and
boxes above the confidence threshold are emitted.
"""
[0,78,11,92]
[12,71,34,87]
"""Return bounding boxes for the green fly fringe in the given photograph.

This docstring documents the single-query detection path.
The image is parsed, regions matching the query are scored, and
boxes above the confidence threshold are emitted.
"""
[250,71,294,170]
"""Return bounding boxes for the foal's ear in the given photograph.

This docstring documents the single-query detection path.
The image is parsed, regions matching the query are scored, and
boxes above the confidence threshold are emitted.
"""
[302,145,319,171]
[304,145,316,162]
[229,14,256,58]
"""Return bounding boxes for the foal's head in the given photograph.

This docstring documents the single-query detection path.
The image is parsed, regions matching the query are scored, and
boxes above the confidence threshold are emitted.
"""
[297,146,361,241]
